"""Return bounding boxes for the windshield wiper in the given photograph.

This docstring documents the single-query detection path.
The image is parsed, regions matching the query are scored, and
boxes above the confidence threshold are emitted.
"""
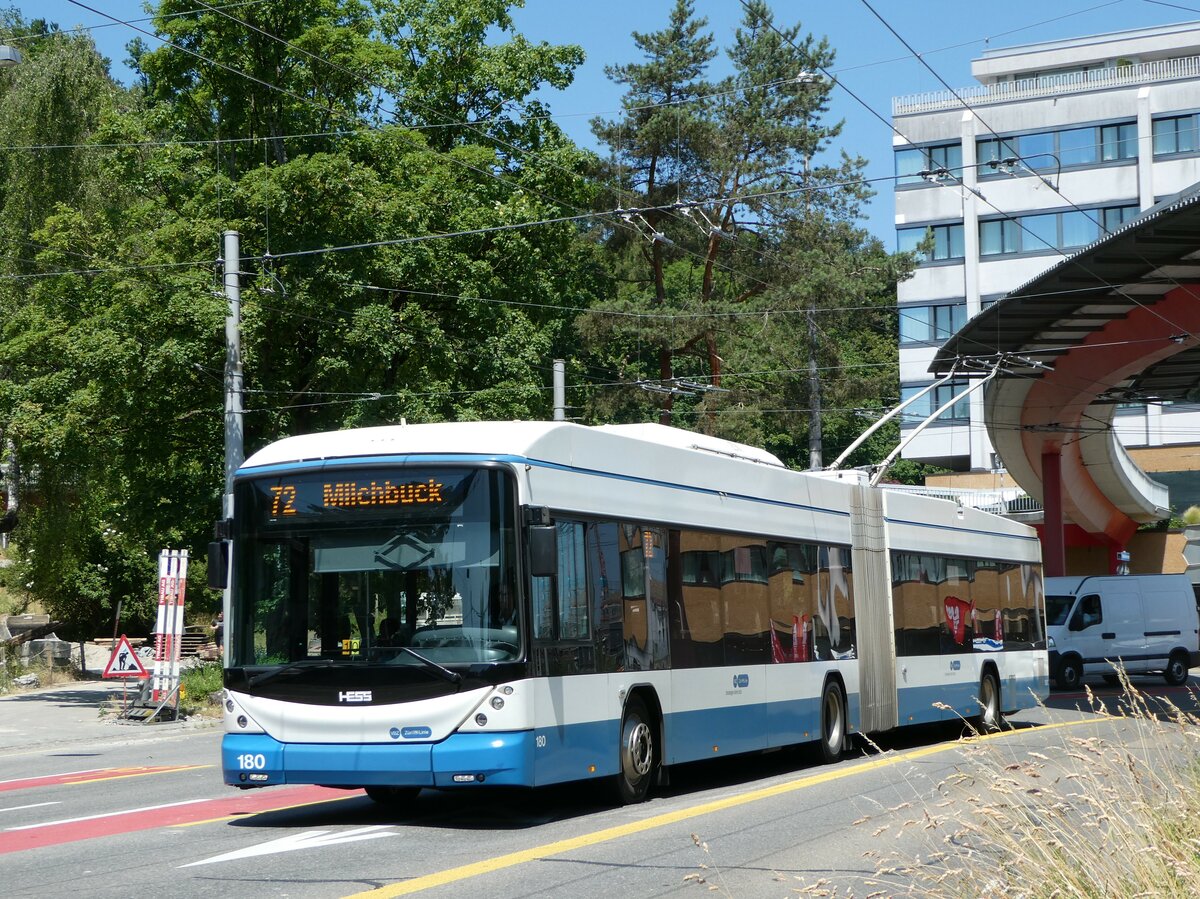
[396,646,463,685]
[247,658,339,687]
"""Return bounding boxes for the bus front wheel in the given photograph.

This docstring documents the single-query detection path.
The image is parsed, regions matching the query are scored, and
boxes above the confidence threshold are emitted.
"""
[819,681,846,764]
[613,695,657,804]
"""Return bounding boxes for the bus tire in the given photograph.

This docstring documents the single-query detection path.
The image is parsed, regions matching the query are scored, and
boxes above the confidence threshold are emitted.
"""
[364,785,420,806]
[1055,656,1083,691]
[977,670,1002,732]
[1164,650,1190,686]
[819,680,846,764]
[613,695,657,804]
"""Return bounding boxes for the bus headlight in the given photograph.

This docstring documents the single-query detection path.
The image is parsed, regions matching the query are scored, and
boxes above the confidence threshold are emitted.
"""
[490,696,505,710]
[475,713,488,727]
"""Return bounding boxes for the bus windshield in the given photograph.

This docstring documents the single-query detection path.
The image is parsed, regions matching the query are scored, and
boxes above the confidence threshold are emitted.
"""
[229,465,519,669]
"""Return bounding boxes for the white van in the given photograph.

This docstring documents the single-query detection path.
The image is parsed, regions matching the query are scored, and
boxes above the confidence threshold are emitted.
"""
[1045,574,1200,690]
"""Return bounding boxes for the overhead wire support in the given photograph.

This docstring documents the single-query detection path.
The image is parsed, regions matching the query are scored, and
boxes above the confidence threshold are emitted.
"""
[826,365,961,470]
[869,363,1002,487]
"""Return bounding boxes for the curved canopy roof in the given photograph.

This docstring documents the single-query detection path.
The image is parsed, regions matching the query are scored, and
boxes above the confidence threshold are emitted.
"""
[930,186,1200,543]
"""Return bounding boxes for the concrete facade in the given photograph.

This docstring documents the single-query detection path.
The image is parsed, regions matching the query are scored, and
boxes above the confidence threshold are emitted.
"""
[893,21,1200,473]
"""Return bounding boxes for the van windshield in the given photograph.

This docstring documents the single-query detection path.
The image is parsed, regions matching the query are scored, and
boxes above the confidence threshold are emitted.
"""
[1045,594,1075,626]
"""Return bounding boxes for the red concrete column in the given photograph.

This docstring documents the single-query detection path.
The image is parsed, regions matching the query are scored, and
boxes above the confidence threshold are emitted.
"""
[1042,450,1066,577]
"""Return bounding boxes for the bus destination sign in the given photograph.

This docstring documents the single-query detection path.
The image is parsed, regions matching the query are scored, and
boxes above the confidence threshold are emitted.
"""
[264,478,448,518]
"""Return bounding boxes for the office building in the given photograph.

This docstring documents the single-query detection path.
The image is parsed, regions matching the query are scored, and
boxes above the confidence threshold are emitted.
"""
[893,20,1200,495]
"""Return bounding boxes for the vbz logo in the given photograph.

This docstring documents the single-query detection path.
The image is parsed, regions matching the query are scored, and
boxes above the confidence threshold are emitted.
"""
[949,660,961,671]
[732,673,750,689]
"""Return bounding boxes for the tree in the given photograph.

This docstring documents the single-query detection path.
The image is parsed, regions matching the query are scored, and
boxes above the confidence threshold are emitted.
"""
[0,2,606,635]
[581,1,914,468]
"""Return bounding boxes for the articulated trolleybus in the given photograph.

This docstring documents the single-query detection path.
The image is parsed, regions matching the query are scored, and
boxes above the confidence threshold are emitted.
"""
[214,421,1048,804]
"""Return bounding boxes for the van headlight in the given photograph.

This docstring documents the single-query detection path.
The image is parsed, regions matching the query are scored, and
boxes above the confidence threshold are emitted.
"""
[1047,636,1056,649]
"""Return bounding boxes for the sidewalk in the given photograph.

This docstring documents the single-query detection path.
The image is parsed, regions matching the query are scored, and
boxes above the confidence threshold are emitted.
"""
[0,677,218,754]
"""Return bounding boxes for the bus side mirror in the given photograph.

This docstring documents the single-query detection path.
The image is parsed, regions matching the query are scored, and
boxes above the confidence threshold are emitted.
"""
[208,541,230,590]
[528,526,556,578]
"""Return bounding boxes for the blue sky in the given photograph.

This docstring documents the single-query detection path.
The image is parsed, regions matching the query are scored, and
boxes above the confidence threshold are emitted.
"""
[16,1,1200,240]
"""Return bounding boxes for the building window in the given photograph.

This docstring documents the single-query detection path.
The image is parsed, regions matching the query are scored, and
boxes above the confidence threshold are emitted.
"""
[897,223,965,262]
[900,380,971,424]
[979,121,1136,173]
[1101,205,1137,231]
[899,303,966,345]
[978,205,1137,256]
[977,137,1020,169]
[979,219,1020,256]
[1152,114,1198,156]
[895,142,963,186]
[1060,210,1100,248]
[1101,123,1137,160]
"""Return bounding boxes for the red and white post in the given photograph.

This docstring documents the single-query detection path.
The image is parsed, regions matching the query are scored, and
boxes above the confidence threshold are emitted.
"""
[151,549,189,707]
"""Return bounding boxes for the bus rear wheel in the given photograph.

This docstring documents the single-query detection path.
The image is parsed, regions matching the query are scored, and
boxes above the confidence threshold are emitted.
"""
[819,681,846,764]
[977,670,1002,732]
[613,695,657,804]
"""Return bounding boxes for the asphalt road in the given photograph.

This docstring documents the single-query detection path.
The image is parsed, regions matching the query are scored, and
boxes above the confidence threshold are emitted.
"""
[2,676,1196,898]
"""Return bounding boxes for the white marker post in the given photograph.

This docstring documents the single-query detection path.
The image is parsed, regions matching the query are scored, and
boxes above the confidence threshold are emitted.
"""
[148,549,189,719]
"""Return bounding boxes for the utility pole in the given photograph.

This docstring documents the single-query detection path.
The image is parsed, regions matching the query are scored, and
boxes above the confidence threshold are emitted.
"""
[222,231,244,521]
[807,306,822,470]
[794,71,825,471]
[552,359,565,421]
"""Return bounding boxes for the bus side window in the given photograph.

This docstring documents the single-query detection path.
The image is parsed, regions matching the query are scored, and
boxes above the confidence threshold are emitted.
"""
[531,520,588,642]
[557,521,589,640]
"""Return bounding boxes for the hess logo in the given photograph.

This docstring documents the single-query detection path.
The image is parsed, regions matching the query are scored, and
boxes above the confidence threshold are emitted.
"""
[338,690,372,703]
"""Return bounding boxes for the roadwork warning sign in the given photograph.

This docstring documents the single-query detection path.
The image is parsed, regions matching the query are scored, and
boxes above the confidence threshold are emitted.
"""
[103,635,149,679]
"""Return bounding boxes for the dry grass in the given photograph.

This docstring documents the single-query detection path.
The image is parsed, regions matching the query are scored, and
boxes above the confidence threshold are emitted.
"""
[822,674,1200,898]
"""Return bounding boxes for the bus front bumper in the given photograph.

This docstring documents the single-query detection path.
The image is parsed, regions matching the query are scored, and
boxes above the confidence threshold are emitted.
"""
[222,731,535,789]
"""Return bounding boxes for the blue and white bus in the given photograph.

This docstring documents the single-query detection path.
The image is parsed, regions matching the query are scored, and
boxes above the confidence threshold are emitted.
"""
[215,421,1048,804]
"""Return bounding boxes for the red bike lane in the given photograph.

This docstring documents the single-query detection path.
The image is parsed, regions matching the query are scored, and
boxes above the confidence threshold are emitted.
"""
[1,783,356,855]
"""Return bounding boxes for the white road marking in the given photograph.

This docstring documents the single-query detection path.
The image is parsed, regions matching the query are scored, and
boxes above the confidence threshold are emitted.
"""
[0,768,106,786]
[5,796,218,831]
[179,826,399,868]
[0,801,61,813]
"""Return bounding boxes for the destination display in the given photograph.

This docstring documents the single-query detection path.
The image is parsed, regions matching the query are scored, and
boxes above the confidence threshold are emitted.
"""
[243,467,480,525]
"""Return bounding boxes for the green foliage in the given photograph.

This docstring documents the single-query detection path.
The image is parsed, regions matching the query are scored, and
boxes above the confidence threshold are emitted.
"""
[180,662,224,714]
[0,1,913,635]
[1182,505,1200,525]
[581,1,913,463]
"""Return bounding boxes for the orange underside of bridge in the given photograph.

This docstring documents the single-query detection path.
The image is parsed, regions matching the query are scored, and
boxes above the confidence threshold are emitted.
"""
[1020,284,1200,547]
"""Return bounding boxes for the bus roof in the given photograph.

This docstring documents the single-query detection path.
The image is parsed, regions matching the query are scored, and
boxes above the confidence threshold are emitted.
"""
[239,420,787,471]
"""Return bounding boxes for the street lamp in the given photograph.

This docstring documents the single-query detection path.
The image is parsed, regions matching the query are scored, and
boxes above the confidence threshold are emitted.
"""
[0,46,21,68]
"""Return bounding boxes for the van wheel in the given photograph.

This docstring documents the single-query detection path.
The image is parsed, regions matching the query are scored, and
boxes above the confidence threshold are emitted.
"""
[819,680,846,764]
[977,671,1002,732]
[613,695,657,804]
[1164,650,1190,686]
[1056,657,1082,691]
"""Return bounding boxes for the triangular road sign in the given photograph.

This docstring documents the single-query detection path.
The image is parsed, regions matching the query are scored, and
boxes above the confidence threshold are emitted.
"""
[103,635,149,679]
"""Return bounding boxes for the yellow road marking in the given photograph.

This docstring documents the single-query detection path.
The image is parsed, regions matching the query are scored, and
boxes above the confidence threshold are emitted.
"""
[64,765,212,786]
[343,718,1098,898]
